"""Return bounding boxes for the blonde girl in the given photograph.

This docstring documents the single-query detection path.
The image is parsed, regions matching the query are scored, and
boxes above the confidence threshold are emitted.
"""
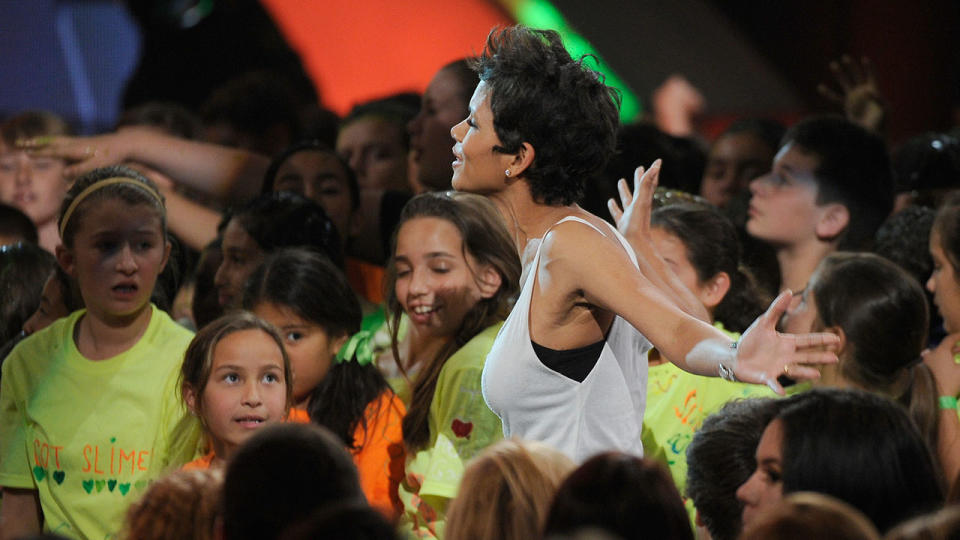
[445,439,575,540]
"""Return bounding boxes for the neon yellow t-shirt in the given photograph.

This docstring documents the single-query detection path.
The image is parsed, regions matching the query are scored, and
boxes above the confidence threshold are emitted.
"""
[643,323,806,527]
[0,307,204,540]
[398,323,504,539]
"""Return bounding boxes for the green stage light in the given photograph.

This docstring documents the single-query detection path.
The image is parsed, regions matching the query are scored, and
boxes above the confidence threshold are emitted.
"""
[510,0,642,122]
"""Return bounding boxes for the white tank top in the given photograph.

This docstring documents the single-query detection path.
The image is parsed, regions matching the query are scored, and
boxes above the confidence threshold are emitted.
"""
[481,216,651,463]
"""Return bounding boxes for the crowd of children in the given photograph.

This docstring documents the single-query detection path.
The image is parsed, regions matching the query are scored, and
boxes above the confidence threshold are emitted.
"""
[1,21,960,540]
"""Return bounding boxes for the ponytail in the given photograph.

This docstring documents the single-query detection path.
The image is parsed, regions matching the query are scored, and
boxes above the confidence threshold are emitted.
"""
[898,362,941,469]
[307,359,390,451]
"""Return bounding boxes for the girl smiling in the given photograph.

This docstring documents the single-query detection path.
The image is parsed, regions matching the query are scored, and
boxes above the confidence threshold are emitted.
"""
[382,191,520,537]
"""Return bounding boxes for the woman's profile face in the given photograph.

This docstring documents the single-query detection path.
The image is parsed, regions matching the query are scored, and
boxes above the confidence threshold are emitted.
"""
[736,418,785,527]
[450,82,513,195]
[927,229,960,333]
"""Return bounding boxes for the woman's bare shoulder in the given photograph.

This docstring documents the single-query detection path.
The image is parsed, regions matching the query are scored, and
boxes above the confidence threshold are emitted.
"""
[540,210,621,256]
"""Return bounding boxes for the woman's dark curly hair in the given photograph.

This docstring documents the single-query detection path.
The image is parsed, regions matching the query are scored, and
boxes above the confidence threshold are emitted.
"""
[470,26,621,206]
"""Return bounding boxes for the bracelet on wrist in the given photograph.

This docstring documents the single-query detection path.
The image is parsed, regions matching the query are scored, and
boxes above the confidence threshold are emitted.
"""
[718,340,739,382]
[939,395,958,410]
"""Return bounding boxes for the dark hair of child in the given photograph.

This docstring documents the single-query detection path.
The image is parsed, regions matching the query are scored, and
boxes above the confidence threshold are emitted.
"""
[0,110,73,146]
[686,398,783,540]
[873,206,935,287]
[776,389,944,533]
[543,453,694,540]
[221,423,364,540]
[0,203,38,245]
[242,247,389,450]
[116,101,202,140]
[780,115,893,250]
[651,203,768,333]
[0,242,57,343]
[809,253,940,456]
[220,191,343,269]
[278,501,398,540]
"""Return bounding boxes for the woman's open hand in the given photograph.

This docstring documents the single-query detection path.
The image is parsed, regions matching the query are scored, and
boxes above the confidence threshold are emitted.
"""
[734,290,840,394]
[607,159,660,245]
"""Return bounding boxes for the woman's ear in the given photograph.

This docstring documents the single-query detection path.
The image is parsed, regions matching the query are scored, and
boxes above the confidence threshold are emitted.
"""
[700,272,731,310]
[815,203,850,242]
[475,264,503,299]
[506,142,535,179]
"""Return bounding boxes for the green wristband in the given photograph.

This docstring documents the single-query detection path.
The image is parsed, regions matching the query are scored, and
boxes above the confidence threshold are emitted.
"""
[939,396,958,410]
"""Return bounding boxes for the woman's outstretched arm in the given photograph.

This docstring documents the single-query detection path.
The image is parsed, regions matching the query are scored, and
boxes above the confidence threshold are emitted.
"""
[540,211,837,395]
[21,127,269,203]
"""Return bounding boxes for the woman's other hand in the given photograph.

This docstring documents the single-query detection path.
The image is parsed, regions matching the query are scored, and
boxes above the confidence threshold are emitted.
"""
[735,290,840,394]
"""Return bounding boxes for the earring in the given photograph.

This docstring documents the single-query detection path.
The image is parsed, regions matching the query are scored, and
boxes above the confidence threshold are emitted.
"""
[505,169,511,177]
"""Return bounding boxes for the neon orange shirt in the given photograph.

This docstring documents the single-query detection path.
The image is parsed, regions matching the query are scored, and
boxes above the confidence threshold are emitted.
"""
[182,451,216,471]
[287,407,310,423]
[351,391,406,520]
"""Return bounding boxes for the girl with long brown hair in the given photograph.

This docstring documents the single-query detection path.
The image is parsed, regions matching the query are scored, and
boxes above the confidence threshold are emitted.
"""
[379,191,520,538]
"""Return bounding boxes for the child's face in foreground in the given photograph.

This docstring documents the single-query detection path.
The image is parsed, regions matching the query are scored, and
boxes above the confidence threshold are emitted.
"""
[57,198,168,325]
[393,216,491,338]
[193,329,288,458]
[252,302,345,407]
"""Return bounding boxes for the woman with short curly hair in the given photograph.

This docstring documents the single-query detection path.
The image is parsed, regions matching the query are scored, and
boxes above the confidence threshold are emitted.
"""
[453,25,838,462]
